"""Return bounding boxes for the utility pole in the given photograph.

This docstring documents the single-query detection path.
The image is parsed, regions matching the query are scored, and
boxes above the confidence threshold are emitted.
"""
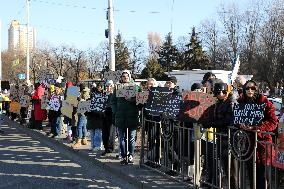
[0,20,2,82]
[26,0,30,84]
[108,0,115,71]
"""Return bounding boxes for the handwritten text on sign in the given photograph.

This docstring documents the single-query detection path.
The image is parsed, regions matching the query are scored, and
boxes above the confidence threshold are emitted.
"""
[145,87,172,116]
[116,83,136,98]
[179,92,216,123]
[163,94,182,119]
[233,103,266,125]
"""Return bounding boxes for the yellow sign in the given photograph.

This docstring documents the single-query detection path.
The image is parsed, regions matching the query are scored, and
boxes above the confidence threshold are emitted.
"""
[61,100,73,118]
[9,102,21,114]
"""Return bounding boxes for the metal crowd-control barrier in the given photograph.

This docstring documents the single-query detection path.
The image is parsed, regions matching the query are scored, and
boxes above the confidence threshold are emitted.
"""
[139,116,280,189]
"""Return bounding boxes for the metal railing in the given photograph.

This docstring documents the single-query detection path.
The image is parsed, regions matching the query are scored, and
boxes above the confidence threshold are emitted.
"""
[140,116,280,189]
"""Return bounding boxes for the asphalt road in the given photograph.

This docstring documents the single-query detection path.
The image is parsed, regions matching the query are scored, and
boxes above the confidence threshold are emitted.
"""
[0,119,137,189]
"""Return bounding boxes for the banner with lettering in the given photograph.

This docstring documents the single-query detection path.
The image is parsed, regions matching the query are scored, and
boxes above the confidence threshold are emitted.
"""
[179,91,216,123]
[89,92,108,113]
[233,103,266,126]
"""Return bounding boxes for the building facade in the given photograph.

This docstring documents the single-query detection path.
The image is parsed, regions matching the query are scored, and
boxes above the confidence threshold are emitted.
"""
[8,20,36,53]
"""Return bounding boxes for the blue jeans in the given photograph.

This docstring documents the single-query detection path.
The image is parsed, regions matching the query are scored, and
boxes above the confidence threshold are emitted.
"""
[90,129,102,149]
[77,115,87,139]
[51,116,61,136]
[118,127,136,158]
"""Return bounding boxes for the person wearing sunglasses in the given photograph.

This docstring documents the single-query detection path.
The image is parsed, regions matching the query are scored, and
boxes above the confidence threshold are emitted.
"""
[201,80,234,187]
[238,80,277,189]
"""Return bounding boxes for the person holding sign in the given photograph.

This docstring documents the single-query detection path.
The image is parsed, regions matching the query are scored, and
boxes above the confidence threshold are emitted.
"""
[101,80,115,156]
[32,83,47,130]
[202,81,234,187]
[112,70,140,165]
[73,84,90,148]
[238,80,277,189]
[48,83,63,138]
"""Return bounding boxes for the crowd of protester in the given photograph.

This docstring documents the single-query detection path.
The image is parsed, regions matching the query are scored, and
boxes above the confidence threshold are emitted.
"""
[0,70,280,189]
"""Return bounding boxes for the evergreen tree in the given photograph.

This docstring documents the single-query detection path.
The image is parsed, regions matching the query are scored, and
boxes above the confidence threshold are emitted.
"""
[157,32,179,72]
[115,33,130,70]
[181,27,209,70]
[140,58,167,80]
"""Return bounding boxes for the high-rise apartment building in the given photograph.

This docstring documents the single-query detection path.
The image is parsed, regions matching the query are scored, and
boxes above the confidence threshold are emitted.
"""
[8,20,36,53]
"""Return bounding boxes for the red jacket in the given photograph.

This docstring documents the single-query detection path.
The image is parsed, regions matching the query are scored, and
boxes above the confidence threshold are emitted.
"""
[32,84,47,121]
[238,94,277,165]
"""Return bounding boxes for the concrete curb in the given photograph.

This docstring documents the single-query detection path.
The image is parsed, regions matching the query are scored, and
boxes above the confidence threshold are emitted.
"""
[4,117,187,189]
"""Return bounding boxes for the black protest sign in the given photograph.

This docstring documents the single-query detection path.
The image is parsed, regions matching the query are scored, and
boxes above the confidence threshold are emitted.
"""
[179,91,216,123]
[145,87,172,116]
[89,92,108,113]
[1,81,10,90]
[163,94,182,119]
[233,103,266,126]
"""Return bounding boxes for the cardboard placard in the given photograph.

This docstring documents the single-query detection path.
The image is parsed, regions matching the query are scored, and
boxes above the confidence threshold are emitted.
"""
[89,92,108,113]
[20,95,30,107]
[66,86,80,106]
[9,102,21,114]
[77,100,91,114]
[233,103,266,126]
[179,91,216,123]
[41,95,49,109]
[48,95,61,111]
[116,83,136,98]
[136,91,149,105]
[61,100,73,118]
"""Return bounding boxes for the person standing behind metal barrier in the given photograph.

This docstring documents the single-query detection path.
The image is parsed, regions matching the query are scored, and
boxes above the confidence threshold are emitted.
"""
[164,76,181,176]
[203,81,234,188]
[111,70,140,165]
[143,78,161,166]
[238,80,277,189]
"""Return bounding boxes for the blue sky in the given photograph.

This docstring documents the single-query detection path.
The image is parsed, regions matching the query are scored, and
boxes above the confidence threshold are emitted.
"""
[0,0,248,51]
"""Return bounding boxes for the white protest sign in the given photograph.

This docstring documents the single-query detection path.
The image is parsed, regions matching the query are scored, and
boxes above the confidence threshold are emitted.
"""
[77,100,91,114]
[20,95,30,107]
[116,83,136,98]
[41,95,49,109]
[136,91,149,105]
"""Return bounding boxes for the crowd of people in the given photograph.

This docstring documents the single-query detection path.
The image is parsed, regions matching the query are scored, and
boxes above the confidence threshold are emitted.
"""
[0,70,280,188]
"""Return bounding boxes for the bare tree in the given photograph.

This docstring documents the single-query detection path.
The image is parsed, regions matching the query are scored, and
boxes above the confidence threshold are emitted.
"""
[147,32,161,59]
[128,37,146,74]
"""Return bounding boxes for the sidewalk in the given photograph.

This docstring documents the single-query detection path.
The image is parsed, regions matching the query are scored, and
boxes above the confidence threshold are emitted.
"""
[4,117,188,189]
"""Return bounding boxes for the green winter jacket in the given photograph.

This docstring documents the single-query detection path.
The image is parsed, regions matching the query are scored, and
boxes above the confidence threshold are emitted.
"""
[111,83,140,129]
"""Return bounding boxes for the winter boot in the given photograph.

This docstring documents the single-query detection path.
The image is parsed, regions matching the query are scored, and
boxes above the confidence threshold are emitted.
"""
[72,139,81,149]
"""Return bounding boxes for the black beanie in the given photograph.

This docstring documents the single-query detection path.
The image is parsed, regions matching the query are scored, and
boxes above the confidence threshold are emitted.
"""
[167,76,177,84]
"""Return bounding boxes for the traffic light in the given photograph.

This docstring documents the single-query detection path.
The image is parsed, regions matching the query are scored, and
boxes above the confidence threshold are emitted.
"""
[105,29,109,38]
